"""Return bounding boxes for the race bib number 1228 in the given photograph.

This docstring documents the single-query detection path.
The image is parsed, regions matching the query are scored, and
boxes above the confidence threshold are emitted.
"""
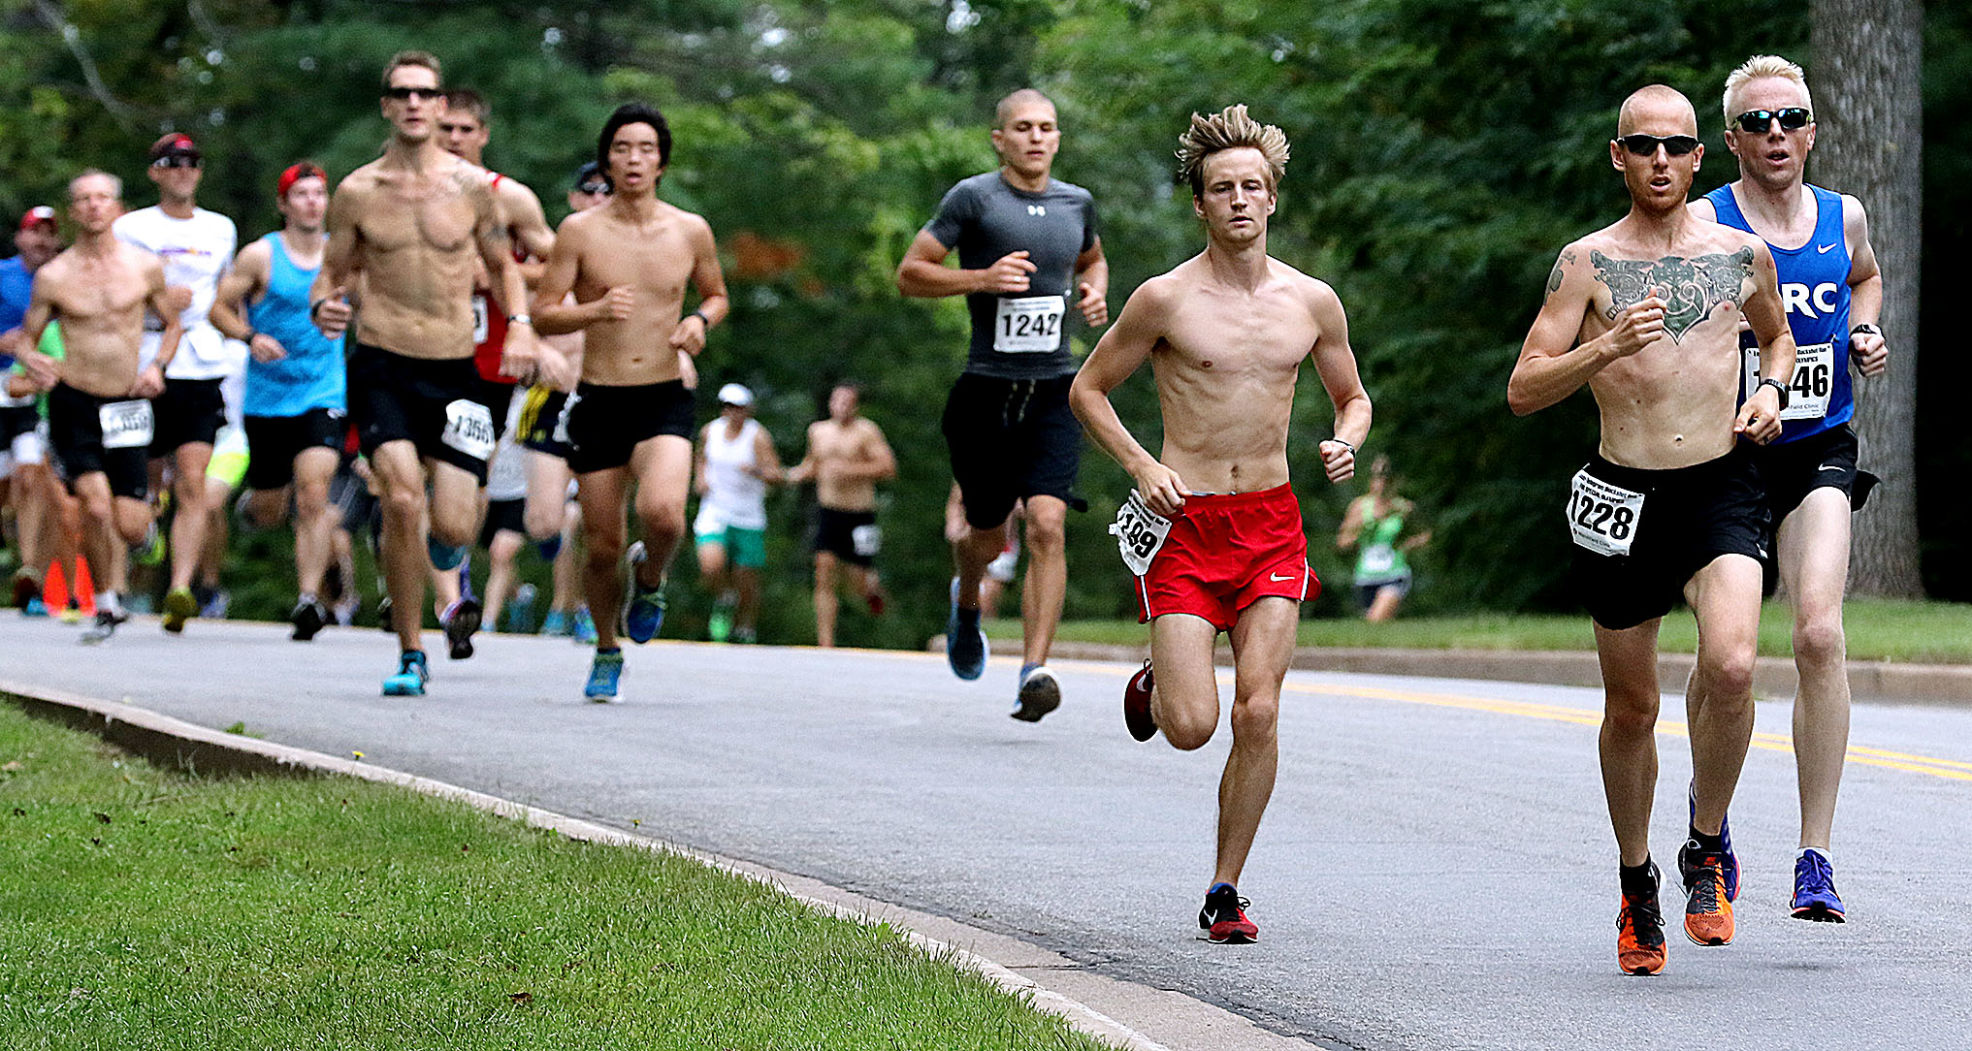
[1566,470,1644,558]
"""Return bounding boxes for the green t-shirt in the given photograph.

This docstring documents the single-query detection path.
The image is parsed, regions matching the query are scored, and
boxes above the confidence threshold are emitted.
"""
[1352,500,1411,584]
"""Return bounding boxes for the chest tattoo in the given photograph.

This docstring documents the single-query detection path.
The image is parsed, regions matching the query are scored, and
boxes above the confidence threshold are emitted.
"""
[1591,247,1754,343]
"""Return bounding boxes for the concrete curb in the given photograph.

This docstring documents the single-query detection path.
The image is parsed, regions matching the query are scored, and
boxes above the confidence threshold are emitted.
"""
[980,641,1972,707]
[1,680,1326,1051]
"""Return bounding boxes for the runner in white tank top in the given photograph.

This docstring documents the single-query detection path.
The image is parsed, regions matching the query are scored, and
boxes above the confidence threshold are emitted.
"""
[693,383,783,642]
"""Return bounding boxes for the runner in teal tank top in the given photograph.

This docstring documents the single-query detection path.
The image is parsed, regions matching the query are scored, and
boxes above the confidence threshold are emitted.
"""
[1337,456,1430,621]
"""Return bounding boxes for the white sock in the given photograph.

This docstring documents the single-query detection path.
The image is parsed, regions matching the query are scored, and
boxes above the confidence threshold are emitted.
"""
[96,591,122,615]
[1799,846,1831,864]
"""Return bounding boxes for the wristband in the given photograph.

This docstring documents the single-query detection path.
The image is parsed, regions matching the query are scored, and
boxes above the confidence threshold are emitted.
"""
[242,328,259,344]
[506,313,532,327]
[308,298,326,320]
[689,309,711,328]
[1329,438,1356,454]
[1850,322,1881,339]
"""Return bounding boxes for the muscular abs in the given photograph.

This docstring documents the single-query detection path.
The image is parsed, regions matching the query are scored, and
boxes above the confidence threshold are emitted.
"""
[573,214,698,387]
[345,164,489,359]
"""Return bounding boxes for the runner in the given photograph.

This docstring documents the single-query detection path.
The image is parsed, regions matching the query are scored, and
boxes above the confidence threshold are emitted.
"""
[113,132,239,634]
[13,171,180,644]
[787,381,892,648]
[896,88,1108,720]
[1689,54,1887,924]
[208,162,346,640]
[519,162,610,643]
[310,51,553,696]
[475,394,530,631]
[693,382,783,643]
[1507,85,1797,975]
[1336,455,1431,622]
[430,87,558,659]
[2,206,63,611]
[944,483,1020,620]
[1070,105,1370,944]
[533,102,730,701]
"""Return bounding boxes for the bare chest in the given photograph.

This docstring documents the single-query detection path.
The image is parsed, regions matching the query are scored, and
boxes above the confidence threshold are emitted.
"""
[576,225,695,297]
[812,424,865,462]
[358,178,478,254]
[54,261,150,321]
[1162,293,1315,381]
[1585,246,1754,346]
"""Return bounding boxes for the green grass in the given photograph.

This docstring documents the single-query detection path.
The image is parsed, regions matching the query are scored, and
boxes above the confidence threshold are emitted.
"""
[0,704,1116,1051]
[1017,598,1972,664]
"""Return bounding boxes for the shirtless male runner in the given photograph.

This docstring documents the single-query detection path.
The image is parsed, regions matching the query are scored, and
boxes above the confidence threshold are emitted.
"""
[1070,105,1370,944]
[1689,54,1888,924]
[209,162,345,641]
[1,205,63,612]
[788,381,895,648]
[897,88,1108,721]
[534,102,730,702]
[14,171,181,644]
[311,51,551,696]
[1508,85,1796,975]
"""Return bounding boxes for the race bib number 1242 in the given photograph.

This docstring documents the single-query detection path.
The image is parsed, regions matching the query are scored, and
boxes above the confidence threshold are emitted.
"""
[993,295,1065,353]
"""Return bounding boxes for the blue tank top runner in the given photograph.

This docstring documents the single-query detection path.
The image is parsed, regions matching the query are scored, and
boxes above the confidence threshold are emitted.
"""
[1703,183,1852,444]
[245,232,345,418]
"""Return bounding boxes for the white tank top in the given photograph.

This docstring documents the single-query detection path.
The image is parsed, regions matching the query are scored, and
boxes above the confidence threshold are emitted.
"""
[701,417,767,529]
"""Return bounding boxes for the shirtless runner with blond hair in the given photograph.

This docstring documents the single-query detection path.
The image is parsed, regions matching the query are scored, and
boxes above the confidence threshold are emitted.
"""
[1071,105,1370,944]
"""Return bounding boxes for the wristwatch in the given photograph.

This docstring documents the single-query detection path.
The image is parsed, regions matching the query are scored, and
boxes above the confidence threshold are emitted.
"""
[1758,376,1791,411]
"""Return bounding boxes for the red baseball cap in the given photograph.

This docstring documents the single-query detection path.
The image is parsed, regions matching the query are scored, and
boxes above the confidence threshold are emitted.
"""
[149,132,201,163]
[17,206,56,232]
[277,162,327,199]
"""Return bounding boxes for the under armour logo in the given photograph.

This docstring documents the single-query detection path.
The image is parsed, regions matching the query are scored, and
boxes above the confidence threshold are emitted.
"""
[1027,204,1046,217]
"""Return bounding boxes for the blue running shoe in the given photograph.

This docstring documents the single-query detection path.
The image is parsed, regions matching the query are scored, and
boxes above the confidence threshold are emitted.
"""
[1791,850,1846,923]
[541,609,571,637]
[572,607,598,644]
[427,535,467,572]
[624,583,666,644]
[382,650,429,696]
[1680,783,1739,903]
[585,647,624,702]
[945,593,987,681]
[22,595,49,618]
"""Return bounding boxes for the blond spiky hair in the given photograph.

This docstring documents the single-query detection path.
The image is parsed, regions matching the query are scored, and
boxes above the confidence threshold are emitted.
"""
[1722,55,1813,126]
[1175,105,1289,197]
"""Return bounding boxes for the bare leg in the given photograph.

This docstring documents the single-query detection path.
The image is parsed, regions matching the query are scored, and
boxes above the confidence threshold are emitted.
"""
[370,442,432,653]
[165,442,214,592]
[734,565,762,634]
[293,448,339,597]
[1682,554,1763,837]
[70,474,118,604]
[483,529,524,625]
[196,475,232,592]
[550,501,581,614]
[1214,598,1295,887]
[628,435,692,590]
[1148,613,1221,750]
[1595,618,1664,867]
[951,518,1008,610]
[576,468,629,650]
[1365,585,1403,622]
[696,540,731,598]
[1019,495,1067,667]
[813,550,840,647]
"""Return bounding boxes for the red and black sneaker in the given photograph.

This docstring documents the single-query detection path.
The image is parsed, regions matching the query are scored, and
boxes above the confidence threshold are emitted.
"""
[1199,883,1258,944]
[1124,660,1157,742]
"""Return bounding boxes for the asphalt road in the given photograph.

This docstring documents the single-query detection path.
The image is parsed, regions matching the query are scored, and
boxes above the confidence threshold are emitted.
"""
[5,614,1968,1051]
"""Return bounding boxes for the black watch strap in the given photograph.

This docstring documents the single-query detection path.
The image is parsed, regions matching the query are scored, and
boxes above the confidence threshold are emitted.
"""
[1758,376,1790,410]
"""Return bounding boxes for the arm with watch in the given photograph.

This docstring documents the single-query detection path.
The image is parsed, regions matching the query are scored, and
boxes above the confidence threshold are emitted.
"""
[1734,243,1795,445]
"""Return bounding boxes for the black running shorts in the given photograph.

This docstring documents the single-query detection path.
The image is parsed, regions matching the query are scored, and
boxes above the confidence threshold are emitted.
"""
[347,341,493,484]
[941,373,1082,530]
[479,496,526,548]
[47,382,150,500]
[517,386,572,459]
[150,376,227,456]
[243,408,346,491]
[814,506,879,567]
[1567,446,1770,631]
[1755,423,1877,521]
[562,380,696,475]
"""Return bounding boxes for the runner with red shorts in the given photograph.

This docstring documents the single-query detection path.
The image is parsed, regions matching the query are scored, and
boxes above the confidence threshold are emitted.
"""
[1071,105,1370,944]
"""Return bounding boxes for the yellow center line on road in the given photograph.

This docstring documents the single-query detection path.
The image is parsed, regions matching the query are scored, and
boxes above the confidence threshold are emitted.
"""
[1056,657,1972,784]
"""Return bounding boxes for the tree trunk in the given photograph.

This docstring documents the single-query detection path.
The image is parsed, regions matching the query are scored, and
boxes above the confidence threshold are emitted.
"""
[1811,0,1925,596]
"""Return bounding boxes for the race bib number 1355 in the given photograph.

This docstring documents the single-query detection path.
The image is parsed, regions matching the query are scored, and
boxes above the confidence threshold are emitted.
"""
[441,399,496,462]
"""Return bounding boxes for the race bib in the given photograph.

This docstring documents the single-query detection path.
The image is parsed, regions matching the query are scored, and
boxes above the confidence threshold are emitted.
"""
[1360,544,1397,576]
[850,523,882,559]
[99,400,155,450]
[992,295,1065,353]
[1744,340,1833,422]
[1567,470,1644,558]
[470,294,491,345]
[441,399,496,462]
[1109,489,1173,577]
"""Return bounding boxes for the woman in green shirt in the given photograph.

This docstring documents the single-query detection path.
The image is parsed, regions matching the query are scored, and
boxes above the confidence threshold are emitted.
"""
[1336,455,1431,622]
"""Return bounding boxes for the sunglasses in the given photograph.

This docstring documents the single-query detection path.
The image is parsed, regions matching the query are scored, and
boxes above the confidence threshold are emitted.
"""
[382,86,443,102]
[576,182,611,195]
[151,155,201,170]
[1731,107,1812,134]
[1616,133,1700,157]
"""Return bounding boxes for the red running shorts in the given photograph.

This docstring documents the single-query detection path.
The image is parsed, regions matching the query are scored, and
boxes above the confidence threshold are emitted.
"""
[1133,483,1318,631]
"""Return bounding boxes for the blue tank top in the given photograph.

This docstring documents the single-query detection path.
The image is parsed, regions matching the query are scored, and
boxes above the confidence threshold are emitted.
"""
[245,233,345,417]
[1703,183,1852,444]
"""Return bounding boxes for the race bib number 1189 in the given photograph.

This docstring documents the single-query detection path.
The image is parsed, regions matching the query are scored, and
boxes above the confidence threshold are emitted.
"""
[1110,489,1173,577]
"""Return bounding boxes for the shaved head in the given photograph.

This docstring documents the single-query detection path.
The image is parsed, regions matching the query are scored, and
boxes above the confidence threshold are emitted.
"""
[995,88,1055,128]
[1617,85,1697,136]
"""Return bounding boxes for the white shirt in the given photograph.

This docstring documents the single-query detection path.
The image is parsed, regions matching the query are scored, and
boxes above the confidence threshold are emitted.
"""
[484,393,529,502]
[699,417,768,530]
[114,206,239,380]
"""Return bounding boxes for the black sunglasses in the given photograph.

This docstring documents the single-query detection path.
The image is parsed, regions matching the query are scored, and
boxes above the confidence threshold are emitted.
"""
[382,86,443,102]
[151,155,201,170]
[1616,133,1700,157]
[576,182,611,195]
[1731,107,1812,134]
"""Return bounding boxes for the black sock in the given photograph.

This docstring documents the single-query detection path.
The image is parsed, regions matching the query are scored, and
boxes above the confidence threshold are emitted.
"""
[1687,826,1725,853]
[1619,859,1657,897]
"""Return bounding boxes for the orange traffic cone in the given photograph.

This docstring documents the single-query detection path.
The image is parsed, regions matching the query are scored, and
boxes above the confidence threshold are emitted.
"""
[71,556,96,616]
[41,560,69,611]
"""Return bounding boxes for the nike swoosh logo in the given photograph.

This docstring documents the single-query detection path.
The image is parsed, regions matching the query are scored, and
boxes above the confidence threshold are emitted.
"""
[1269,572,1297,582]
[1819,465,1844,472]
[1817,243,1837,253]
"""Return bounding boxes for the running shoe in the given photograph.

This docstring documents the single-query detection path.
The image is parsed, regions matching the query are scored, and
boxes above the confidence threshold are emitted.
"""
[731,626,757,644]
[22,596,49,618]
[1616,864,1667,975]
[132,520,166,566]
[290,598,328,642]
[382,650,429,697]
[161,586,198,635]
[541,609,571,637]
[1198,883,1258,944]
[865,587,887,617]
[376,595,396,634]
[708,600,734,643]
[584,648,624,702]
[1681,783,1739,902]
[945,585,986,681]
[1681,846,1735,946]
[624,584,666,644]
[199,589,230,619]
[1123,660,1157,742]
[79,608,128,645]
[442,598,482,660]
[1011,664,1061,723]
[426,535,467,572]
[572,607,598,644]
[1791,850,1846,923]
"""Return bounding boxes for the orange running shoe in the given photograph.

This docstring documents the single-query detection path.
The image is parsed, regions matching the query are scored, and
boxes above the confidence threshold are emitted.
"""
[1616,866,1667,976]
[1681,847,1736,946]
